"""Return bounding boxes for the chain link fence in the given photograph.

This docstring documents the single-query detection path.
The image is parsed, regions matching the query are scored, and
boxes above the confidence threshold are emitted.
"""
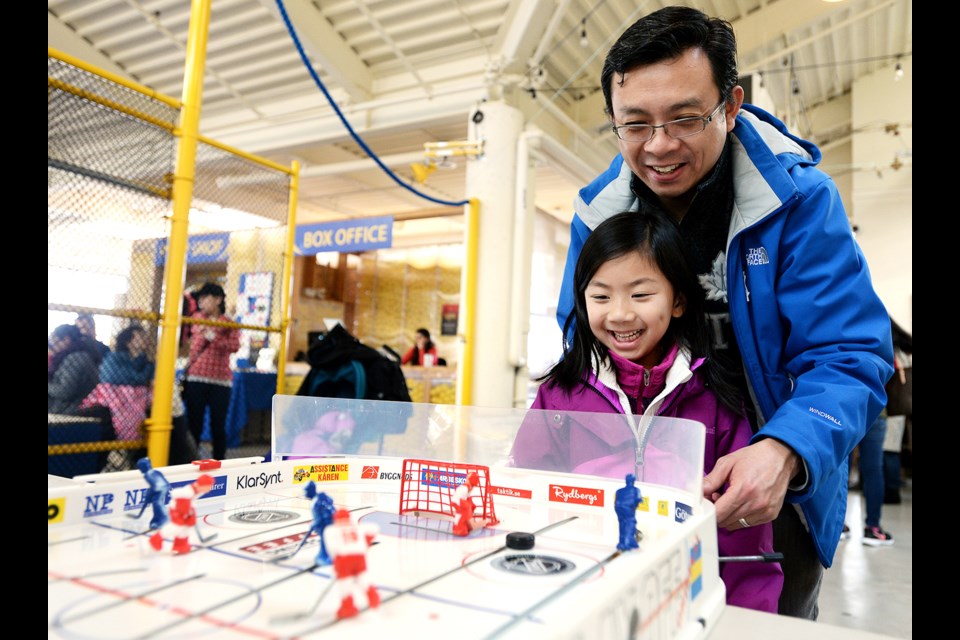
[48,51,295,477]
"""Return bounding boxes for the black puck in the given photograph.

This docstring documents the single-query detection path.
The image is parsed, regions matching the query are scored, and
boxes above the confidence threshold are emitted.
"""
[506,531,535,550]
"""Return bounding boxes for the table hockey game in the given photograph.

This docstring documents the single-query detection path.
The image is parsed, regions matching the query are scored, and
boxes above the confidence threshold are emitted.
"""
[49,397,726,640]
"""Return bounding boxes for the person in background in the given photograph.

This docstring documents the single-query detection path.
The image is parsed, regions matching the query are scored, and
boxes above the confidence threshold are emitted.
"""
[555,6,893,618]
[100,324,154,383]
[857,411,895,545]
[75,312,110,360]
[81,324,155,467]
[400,328,438,366]
[49,323,114,469]
[182,282,240,461]
[49,324,103,415]
[524,211,782,612]
[884,319,912,504]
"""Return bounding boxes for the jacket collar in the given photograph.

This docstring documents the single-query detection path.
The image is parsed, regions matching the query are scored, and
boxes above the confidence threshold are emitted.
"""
[593,346,703,415]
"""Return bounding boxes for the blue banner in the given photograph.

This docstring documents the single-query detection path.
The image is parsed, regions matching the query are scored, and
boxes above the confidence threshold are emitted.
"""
[295,216,393,255]
[155,232,230,265]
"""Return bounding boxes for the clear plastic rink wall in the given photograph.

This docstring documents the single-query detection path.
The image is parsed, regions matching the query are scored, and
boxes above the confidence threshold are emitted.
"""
[49,396,725,639]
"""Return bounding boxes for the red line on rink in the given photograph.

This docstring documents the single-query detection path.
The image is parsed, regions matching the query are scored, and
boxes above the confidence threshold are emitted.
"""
[48,570,281,639]
[638,576,691,634]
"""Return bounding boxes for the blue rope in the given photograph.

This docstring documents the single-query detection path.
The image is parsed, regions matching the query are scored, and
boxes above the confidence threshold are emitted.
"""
[275,0,469,208]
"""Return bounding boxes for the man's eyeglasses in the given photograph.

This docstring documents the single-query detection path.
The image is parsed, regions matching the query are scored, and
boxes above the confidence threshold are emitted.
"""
[611,102,726,143]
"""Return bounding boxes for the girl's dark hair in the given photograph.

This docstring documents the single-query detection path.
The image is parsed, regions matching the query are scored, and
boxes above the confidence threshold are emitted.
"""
[416,328,434,350]
[412,328,435,364]
[193,282,227,315]
[601,6,739,118]
[115,324,146,354]
[542,211,741,413]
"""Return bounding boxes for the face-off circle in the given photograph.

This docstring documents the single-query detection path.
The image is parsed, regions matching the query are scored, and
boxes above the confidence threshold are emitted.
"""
[492,554,576,576]
[229,510,300,524]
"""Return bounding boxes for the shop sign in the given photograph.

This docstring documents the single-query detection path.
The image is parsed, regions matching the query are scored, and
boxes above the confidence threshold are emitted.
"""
[155,232,230,265]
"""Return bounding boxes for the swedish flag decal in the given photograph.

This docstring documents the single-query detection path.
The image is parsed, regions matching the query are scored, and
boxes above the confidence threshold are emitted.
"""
[689,537,703,600]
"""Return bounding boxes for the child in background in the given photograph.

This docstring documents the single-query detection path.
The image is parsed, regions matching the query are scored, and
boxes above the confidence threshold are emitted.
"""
[183,282,241,460]
[520,211,782,613]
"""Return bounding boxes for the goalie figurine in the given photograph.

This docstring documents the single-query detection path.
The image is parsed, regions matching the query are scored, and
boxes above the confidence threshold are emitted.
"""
[452,471,486,537]
[149,474,215,555]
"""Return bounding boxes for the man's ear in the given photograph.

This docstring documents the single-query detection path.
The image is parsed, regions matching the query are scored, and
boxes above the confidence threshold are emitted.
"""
[673,294,686,318]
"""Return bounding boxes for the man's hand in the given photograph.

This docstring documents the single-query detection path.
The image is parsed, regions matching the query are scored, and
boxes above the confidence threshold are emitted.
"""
[702,438,800,531]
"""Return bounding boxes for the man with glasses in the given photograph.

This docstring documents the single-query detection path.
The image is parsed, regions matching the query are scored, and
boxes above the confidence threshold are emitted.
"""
[555,6,893,620]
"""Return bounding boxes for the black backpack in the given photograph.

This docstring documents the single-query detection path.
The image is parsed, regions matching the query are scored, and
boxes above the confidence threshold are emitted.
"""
[297,323,412,403]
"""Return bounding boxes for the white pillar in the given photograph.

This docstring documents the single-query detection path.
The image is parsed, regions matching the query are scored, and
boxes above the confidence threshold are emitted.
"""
[461,101,526,408]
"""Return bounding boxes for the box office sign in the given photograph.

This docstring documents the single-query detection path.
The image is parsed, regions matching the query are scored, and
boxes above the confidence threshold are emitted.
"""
[295,216,393,255]
[155,232,230,265]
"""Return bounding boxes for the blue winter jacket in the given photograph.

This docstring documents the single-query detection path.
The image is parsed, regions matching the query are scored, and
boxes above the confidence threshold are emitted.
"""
[556,104,894,567]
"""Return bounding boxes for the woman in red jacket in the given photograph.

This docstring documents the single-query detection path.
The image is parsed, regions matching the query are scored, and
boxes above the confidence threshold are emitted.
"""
[401,328,437,366]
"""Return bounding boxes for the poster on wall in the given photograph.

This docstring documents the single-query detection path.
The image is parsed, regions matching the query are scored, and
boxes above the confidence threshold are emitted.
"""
[237,272,274,353]
[441,304,459,336]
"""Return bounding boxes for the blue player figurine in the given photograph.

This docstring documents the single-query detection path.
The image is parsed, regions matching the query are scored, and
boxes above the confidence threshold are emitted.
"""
[277,481,336,564]
[305,481,336,564]
[134,456,171,531]
[615,473,642,551]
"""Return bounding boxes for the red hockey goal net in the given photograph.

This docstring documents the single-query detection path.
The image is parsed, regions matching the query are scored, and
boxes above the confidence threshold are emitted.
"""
[398,458,498,525]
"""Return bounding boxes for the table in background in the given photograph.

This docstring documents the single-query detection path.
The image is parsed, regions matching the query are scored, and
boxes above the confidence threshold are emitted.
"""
[198,370,277,448]
[48,413,109,477]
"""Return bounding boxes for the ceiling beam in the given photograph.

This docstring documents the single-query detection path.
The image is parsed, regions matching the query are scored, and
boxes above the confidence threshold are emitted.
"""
[491,0,558,75]
[260,0,374,103]
[48,13,135,81]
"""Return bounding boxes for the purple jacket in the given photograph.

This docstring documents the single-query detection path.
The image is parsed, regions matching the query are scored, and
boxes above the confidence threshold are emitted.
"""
[513,348,783,613]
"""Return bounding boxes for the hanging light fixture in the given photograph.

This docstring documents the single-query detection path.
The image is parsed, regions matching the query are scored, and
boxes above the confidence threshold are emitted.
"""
[894,56,904,81]
[580,20,589,48]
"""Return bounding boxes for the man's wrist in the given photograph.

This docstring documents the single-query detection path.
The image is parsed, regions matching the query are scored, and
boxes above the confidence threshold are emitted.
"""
[765,437,808,490]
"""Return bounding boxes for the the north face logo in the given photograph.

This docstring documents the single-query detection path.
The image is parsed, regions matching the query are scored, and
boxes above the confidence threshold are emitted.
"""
[746,247,770,266]
[361,466,379,479]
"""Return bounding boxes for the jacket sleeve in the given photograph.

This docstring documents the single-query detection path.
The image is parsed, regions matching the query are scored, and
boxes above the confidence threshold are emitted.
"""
[743,179,894,501]
[557,216,590,343]
[509,386,564,471]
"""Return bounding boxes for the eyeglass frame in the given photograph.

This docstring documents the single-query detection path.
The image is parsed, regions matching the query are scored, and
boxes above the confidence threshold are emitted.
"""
[611,101,727,143]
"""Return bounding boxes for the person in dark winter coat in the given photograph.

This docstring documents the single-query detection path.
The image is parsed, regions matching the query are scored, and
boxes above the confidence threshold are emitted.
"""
[48,324,103,414]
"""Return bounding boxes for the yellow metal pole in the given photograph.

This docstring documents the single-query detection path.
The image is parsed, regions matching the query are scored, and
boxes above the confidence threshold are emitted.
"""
[146,0,212,467]
[276,161,301,396]
[458,198,480,406]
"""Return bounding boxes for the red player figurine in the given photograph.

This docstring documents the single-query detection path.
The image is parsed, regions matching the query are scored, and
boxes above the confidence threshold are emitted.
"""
[323,508,380,619]
[149,474,215,554]
[451,471,486,536]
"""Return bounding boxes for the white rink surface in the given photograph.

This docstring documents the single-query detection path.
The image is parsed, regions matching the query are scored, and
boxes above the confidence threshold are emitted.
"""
[48,458,724,640]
